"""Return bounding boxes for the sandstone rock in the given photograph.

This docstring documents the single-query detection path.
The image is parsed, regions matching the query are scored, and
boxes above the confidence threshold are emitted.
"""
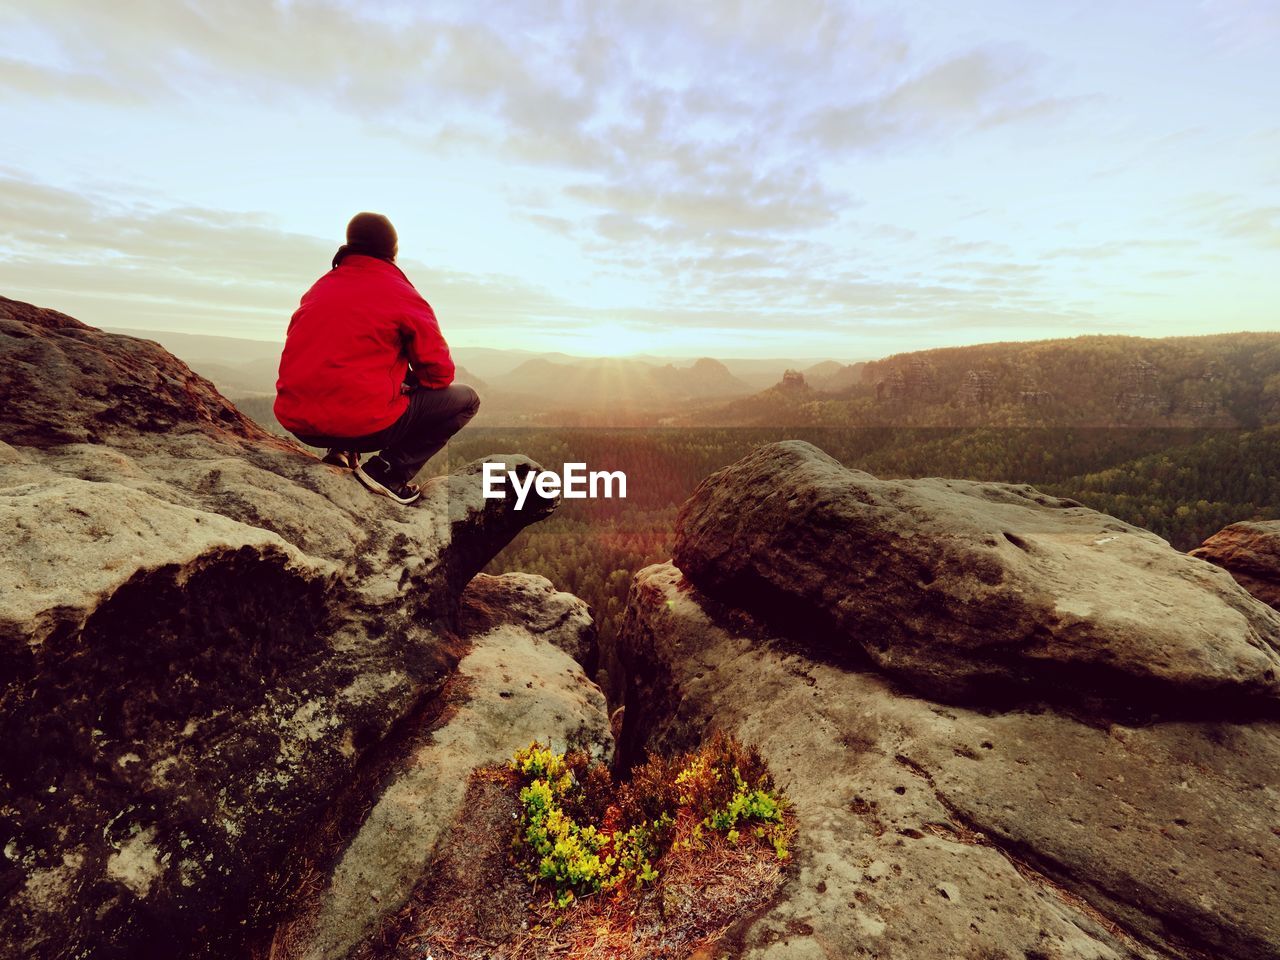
[957,368,997,407]
[0,296,269,449]
[0,297,562,958]
[612,563,1280,960]
[673,440,1280,711]
[0,476,334,649]
[1191,521,1280,610]
[265,573,611,960]
[460,571,598,667]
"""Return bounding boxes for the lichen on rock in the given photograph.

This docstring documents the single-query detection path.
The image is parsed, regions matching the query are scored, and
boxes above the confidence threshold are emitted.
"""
[0,296,576,959]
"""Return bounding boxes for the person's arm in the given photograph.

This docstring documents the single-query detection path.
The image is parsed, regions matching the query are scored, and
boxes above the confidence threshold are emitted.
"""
[401,296,455,389]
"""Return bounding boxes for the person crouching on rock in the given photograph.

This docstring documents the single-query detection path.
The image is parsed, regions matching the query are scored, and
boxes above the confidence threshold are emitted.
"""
[274,212,480,506]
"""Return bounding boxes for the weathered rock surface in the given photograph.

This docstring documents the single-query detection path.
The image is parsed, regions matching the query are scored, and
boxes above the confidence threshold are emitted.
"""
[0,477,335,649]
[0,295,268,450]
[673,440,1280,712]
[459,571,599,668]
[613,440,1280,958]
[265,573,610,960]
[1192,521,1280,610]
[613,563,1280,960]
[0,297,564,958]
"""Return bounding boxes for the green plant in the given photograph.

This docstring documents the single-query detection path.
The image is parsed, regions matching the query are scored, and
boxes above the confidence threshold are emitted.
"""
[509,733,790,908]
[517,777,613,904]
[510,744,660,905]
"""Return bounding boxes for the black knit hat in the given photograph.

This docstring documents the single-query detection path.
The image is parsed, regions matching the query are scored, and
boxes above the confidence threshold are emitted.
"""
[333,212,397,267]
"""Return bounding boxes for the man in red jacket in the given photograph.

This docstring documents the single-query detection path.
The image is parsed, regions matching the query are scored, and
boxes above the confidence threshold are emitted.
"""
[275,212,479,505]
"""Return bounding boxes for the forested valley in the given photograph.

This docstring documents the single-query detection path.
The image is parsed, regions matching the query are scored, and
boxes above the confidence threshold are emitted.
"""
[228,330,1280,658]
[420,425,1280,664]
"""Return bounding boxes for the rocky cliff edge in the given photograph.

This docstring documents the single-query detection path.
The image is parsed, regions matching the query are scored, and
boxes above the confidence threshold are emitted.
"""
[0,296,610,959]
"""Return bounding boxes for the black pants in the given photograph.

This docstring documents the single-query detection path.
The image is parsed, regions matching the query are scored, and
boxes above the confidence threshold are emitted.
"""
[296,383,480,483]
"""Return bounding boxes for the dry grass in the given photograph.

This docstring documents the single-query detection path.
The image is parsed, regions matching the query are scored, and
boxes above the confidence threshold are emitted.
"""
[365,768,794,960]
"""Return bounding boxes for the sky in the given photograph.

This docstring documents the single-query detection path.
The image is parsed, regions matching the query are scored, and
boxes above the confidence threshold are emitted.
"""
[0,0,1277,360]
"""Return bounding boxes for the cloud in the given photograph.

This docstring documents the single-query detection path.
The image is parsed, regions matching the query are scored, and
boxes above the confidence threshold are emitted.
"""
[805,49,1070,153]
[1,1,1074,292]
[0,171,585,337]
[0,166,1115,353]
[1044,238,1197,261]
[1183,193,1280,249]
[0,56,139,102]
[4,2,1171,356]
[1199,0,1280,52]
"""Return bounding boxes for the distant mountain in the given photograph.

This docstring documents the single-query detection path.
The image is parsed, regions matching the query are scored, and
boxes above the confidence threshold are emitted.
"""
[801,360,844,381]
[489,355,753,409]
[657,357,747,397]
[452,366,489,394]
[713,357,848,390]
[451,346,592,382]
[185,357,280,395]
[105,326,1280,430]
[133,326,752,425]
[107,327,282,366]
[683,333,1280,428]
[107,328,282,396]
[801,361,867,392]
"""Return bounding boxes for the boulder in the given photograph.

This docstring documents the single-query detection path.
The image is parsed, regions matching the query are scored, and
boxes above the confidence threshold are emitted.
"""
[0,297,561,958]
[673,440,1280,713]
[1191,521,1280,610]
[612,563,1280,960]
[459,571,598,668]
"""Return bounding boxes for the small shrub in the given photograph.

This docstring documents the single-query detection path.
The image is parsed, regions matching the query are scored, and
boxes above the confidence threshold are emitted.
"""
[509,731,790,908]
[614,751,682,836]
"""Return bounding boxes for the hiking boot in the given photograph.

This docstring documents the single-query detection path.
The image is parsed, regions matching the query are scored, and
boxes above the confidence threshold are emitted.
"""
[321,449,360,470]
[355,456,422,505]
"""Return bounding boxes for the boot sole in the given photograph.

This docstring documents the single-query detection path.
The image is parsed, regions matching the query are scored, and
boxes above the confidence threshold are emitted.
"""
[355,464,422,505]
[320,450,360,470]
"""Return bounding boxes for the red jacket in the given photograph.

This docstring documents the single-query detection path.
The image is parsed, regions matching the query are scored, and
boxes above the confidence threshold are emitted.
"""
[275,255,455,437]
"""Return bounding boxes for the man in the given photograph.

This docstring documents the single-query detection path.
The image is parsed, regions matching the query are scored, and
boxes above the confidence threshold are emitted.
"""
[275,212,479,505]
